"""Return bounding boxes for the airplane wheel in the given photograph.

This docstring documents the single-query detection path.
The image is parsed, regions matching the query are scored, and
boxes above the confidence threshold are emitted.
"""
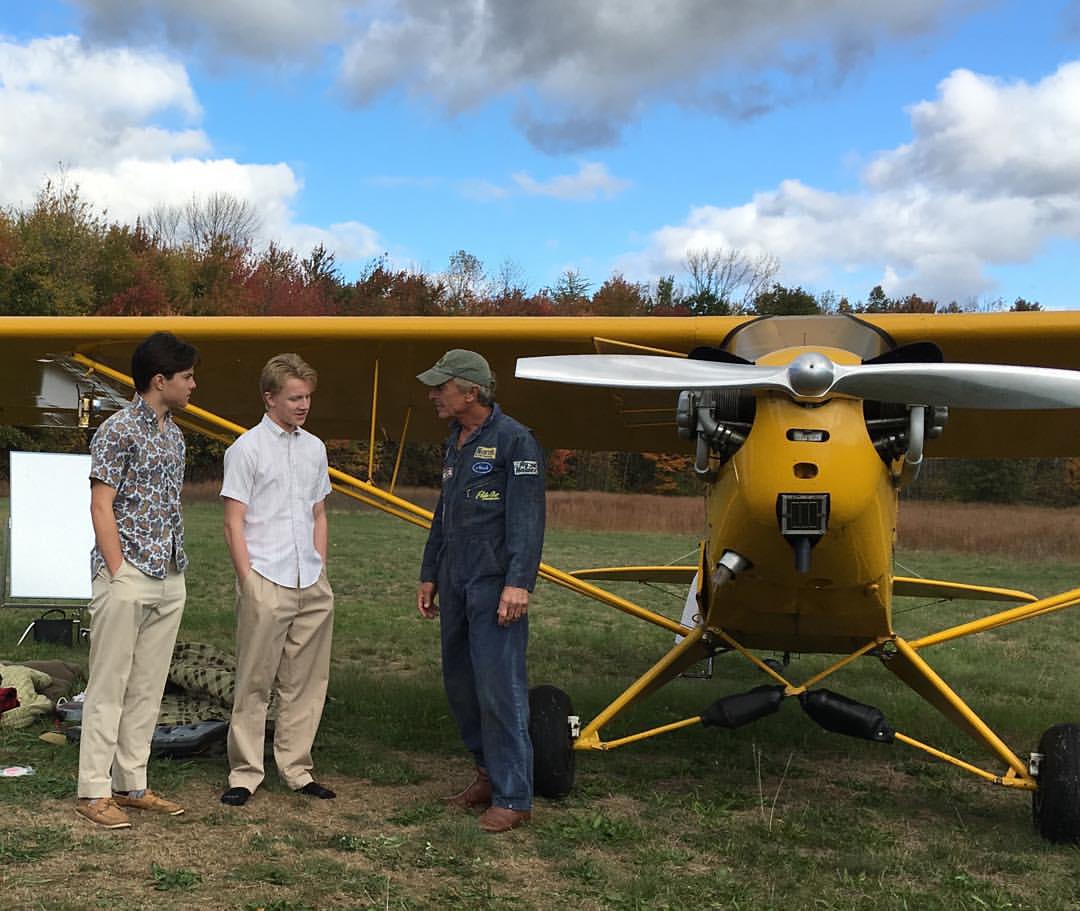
[1033,723,1080,843]
[529,685,576,799]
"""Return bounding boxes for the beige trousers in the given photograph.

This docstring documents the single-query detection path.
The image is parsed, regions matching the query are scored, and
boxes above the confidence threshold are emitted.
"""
[227,568,334,791]
[77,561,185,798]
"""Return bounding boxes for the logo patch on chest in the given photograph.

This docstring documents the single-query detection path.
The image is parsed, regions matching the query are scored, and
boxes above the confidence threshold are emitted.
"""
[472,461,493,474]
[475,489,501,502]
[513,460,539,476]
[442,466,454,481]
[473,446,497,459]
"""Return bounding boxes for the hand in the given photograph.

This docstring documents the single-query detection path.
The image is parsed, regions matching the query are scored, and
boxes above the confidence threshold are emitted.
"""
[107,559,123,578]
[417,581,439,618]
[497,586,529,627]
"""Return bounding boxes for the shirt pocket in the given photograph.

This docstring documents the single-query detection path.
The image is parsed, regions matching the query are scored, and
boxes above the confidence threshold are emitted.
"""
[462,473,506,533]
[294,452,326,503]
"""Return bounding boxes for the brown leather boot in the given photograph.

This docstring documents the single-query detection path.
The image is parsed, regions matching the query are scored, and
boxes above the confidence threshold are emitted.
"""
[479,805,532,833]
[445,767,492,810]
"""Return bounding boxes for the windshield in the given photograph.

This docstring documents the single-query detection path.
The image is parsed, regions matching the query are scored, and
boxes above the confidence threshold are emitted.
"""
[721,315,895,363]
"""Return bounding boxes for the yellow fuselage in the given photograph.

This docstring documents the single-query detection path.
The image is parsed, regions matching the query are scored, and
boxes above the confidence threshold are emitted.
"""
[705,347,898,653]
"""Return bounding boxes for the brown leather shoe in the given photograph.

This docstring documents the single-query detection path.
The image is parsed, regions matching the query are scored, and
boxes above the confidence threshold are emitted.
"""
[479,805,531,833]
[76,797,131,829]
[113,789,184,816]
[445,767,492,810]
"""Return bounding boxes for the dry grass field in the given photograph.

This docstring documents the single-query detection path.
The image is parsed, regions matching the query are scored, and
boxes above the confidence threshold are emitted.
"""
[408,486,1080,562]
[547,493,1080,562]
[189,481,1080,559]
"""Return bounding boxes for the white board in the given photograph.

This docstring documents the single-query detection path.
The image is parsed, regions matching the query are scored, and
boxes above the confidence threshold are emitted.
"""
[9,451,94,600]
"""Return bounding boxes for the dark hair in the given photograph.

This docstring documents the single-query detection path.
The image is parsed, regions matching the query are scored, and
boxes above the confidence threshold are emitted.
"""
[131,332,199,393]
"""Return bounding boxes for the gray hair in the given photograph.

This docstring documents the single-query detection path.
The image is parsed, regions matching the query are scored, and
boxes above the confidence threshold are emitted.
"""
[454,375,496,406]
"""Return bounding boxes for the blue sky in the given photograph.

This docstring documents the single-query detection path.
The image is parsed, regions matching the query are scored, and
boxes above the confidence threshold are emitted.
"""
[2,1,1079,307]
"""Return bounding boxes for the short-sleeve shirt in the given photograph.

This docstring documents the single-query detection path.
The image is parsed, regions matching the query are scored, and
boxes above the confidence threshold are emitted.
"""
[89,395,188,580]
[220,413,332,589]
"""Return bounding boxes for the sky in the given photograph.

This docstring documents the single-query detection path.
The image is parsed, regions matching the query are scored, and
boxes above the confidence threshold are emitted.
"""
[1,0,1079,308]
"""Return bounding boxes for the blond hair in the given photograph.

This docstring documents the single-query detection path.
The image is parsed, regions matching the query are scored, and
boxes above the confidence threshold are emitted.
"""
[260,353,318,398]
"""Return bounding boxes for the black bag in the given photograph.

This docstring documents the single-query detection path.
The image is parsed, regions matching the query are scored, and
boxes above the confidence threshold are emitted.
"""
[32,609,77,646]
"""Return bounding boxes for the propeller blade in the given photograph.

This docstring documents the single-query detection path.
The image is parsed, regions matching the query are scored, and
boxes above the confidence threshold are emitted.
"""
[516,353,1080,411]
[831,362,1080,410]
[515,354,787,391]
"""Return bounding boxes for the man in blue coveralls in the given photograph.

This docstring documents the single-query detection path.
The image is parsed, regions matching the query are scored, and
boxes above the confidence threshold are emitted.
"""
[416,349,545,833]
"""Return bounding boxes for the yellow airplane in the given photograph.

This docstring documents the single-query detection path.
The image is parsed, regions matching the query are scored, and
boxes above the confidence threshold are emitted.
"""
[5,312,1080,842]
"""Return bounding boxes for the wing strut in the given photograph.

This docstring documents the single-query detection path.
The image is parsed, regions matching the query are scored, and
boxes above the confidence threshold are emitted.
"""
[368,359,379,482]
[908,587,1080,648]
[69,352,691,637]
[389,407,411,494]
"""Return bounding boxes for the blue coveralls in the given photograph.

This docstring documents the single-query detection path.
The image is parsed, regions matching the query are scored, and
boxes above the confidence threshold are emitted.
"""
[420,404,546,811]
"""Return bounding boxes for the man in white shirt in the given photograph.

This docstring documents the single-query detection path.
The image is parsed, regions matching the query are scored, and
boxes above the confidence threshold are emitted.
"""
[219,353,336,806]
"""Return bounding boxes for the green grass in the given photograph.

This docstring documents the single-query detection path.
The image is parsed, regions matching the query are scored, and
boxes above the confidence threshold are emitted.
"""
[3,499,1080,908]
[151,862,203,891]
[0,825,73,863]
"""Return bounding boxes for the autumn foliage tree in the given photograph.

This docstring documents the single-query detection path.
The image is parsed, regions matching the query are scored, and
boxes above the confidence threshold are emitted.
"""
[0,179,1070,501]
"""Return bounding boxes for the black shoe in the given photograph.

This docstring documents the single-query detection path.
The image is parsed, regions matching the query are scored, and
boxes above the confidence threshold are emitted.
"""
[297,781,336,799]
[220,786,251,806]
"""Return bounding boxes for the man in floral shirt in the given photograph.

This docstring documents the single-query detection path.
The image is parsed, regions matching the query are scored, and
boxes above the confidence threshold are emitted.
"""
[76,332,198,829]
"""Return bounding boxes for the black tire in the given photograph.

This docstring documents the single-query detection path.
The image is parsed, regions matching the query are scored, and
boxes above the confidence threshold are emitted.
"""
[529,685,576,799]
[1033,723,1080,843]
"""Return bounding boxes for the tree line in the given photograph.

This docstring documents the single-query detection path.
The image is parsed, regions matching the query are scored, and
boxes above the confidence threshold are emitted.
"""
[1,181,1045,319]
[1,181,1073,505]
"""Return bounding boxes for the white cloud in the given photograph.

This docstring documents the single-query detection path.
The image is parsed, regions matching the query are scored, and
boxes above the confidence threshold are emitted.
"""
[867,64,1080,198]
[278,220,382,262]
[0,35,380,266]
[454,162,630,201]
[621,61,1080,304]
[457,179,510,202]
[63,157,300,229]
[0,36,204,204]
[512,162,629,200]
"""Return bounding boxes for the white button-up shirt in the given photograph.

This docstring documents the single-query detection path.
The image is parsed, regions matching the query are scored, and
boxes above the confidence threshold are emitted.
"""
[221,413,332,588]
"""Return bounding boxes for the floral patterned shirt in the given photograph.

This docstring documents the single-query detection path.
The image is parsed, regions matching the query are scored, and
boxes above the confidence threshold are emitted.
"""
[89,395,188,580]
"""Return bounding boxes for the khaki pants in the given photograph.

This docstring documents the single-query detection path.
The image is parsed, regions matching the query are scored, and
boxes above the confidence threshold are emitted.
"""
[227,569,334,791]
[77,561,185,798]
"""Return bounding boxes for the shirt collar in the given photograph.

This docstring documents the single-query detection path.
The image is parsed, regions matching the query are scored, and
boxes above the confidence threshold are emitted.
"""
[260,412,300,437]
[132,394,170,430]
[451,403,500,443]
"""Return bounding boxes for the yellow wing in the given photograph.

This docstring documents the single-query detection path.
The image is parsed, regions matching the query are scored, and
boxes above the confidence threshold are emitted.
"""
[0,315,744,447]
[861,312,1080,457]
[3,311,1080,456]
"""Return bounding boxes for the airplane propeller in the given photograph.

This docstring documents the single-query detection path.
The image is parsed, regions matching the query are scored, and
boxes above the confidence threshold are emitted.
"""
[515,352,1080,410]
